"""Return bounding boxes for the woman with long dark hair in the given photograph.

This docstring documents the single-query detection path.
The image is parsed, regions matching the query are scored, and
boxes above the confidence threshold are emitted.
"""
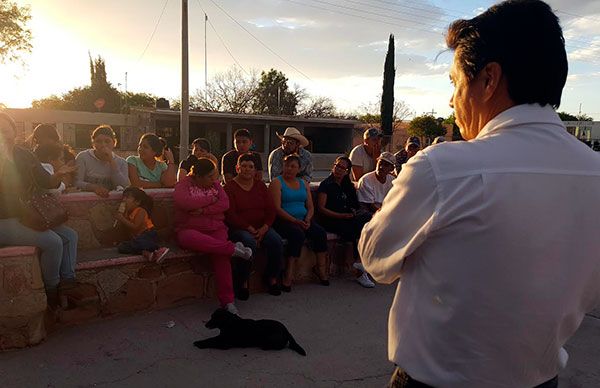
[0,112,79,307]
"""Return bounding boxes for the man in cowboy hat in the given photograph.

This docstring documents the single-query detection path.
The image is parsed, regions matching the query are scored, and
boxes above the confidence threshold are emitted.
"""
[268,127,313,182]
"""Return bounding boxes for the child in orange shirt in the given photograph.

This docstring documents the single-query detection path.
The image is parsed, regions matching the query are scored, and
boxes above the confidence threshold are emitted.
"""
[115,187,169,263]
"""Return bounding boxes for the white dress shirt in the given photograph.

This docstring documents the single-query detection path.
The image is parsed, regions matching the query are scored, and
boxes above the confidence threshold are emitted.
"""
[359,104,600,388]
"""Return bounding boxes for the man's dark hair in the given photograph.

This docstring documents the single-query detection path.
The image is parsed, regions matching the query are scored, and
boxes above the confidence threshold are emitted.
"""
[237,152,256,167]
[122,186,154,214]
[446,0,567,108]
[191,138,211,152]
[91,125,117,140]
[234,128,252,140]
[189,157,216,177]
[283,154,301,167]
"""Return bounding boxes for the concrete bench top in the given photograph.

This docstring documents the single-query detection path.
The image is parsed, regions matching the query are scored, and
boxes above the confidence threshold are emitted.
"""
[0,246,37,257]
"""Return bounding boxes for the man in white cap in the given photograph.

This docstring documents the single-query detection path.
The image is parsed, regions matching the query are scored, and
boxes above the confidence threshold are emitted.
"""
[357,151,395,214]
[268,127,313,182]
[349,127,383,181]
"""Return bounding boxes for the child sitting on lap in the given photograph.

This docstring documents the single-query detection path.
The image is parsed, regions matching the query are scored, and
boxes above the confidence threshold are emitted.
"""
[115,186,169,263]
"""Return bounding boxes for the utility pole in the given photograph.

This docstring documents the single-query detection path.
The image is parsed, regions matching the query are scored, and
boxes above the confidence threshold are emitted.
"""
[180,0,189,162]
[205,13,208,102]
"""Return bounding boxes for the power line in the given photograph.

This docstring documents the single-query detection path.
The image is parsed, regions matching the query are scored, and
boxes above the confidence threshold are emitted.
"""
[342,0,455,23]
[282,0,444,37]
[194,0,248,75]
[136,0,170,64]
[206,0,312,80]
[308,0,443,30]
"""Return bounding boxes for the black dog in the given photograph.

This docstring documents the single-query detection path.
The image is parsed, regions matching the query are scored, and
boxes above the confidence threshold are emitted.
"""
[193,309,306,356]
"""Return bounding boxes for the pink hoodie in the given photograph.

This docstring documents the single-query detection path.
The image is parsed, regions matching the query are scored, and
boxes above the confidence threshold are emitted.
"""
[173,176,229,232]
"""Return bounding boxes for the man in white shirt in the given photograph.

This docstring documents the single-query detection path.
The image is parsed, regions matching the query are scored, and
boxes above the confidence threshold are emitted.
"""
[357,151,395,214]
[349,127,382,181]
[359,1,600,387]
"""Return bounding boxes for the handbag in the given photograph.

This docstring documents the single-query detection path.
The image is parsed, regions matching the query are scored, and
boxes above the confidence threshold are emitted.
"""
[19,166,68,231]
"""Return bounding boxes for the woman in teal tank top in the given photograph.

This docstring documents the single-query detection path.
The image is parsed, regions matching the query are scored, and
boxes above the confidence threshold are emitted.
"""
[269,154,329,292]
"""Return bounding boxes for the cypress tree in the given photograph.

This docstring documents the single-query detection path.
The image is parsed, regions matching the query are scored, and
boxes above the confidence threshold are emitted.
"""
[381,34,395,137]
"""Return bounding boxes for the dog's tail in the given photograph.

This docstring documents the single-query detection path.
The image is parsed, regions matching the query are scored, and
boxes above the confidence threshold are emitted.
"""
[287,332,306,356]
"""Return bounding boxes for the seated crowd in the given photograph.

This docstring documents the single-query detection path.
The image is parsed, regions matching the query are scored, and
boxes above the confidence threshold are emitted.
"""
[0,112,423,314]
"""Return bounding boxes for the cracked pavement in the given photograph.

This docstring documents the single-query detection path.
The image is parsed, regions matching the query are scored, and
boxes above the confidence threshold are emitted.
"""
[0,280,599,387]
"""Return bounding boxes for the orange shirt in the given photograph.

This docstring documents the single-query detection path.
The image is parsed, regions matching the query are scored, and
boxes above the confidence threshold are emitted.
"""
[128,207,154,235]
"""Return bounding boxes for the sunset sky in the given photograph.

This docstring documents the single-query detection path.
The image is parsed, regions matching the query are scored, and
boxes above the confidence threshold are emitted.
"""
[3,0,600,118]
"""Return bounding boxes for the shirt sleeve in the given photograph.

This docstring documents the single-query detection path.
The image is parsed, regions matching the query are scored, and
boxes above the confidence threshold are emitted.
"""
[357,176,374,203]
[263,183,277,226]
[253,152,263,171]
[222,152,236,176]
[112,157,131,188]
[302,149,313,182]
[268,150,281,181]
[74,151,89,190]
[349,145,364,167]
[358,153,439,284]
[224,183,250,230]
[203,183,230,215]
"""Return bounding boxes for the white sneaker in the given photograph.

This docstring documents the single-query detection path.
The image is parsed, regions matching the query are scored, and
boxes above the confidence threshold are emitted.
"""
[233,242,252,260]
[356,272,375,288]
[353,262,366,273]
[225,303,239,315]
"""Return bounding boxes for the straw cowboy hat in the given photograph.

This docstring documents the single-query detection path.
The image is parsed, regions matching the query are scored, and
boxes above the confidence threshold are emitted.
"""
[277,127,309,148]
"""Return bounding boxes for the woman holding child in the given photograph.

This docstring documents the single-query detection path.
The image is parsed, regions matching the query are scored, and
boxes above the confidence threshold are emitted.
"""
[126,133,177,188]
[173,157,253,314]
[0,112,79,306]
[224,153,284,299]
[269,154,329,291]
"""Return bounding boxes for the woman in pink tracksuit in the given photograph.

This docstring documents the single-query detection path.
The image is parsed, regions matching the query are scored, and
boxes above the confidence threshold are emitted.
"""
[173,158,252,314]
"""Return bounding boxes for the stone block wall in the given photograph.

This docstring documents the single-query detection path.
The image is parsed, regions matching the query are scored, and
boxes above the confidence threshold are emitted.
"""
[0,247,47,350]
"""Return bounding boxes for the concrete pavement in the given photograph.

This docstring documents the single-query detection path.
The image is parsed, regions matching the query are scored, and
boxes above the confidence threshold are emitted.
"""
[0,279,598,387]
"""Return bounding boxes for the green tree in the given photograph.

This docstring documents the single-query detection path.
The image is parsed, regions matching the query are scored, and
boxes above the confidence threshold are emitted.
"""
[31,55,157,113]
[558,112,578,121]
[443,113,463,141]
[381,34,395,137]
[408,115,446,143]
[577,113,594,121]
[0,0,31,64]
[252,69,304,115]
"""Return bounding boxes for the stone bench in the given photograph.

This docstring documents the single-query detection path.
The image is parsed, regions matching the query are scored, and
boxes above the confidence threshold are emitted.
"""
[0,187,350,350]
[0,246,47,350]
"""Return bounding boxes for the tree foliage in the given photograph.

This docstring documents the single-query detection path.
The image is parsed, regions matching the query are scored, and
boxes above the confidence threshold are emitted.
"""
[298,96,338,118]
[381,34,395,136]
[32,55,156,113]
[359,96,413,124]
[443,113,463,140]
[408,115,446,141]
[252,69,304,115]
[192,67,258,113]
[558,112,578,121]
[0,0,31,64]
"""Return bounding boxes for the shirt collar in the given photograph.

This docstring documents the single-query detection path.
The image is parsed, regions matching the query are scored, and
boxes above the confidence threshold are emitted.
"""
[476,103,565,139]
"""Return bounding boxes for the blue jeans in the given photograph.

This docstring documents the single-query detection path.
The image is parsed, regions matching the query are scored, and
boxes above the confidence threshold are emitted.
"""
[0,218,78,289]
[118,229,160,254]
[229,228,284,282]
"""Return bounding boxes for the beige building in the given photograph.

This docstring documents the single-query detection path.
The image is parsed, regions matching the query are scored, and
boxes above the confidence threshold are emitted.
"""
[5,108,359,170]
